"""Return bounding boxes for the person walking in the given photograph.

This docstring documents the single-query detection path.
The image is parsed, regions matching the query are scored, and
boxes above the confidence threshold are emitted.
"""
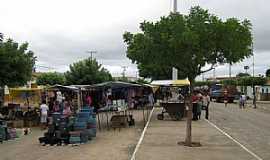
[40,101,49,130]
[240,93,246,109]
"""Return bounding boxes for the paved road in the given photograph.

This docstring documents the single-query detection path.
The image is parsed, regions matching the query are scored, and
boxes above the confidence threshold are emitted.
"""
[209,102,270,160]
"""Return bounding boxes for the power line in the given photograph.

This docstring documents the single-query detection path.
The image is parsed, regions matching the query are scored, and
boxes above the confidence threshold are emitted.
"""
[86,50,97,62]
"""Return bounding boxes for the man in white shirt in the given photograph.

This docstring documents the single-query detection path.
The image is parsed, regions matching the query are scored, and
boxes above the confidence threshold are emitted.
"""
[240,93,246,109]
[203,93,211,119]
[40,101,49,129]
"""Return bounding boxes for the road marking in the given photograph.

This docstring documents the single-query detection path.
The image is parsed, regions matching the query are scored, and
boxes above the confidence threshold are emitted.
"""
[130,107,155,160]
[205,119,263,160]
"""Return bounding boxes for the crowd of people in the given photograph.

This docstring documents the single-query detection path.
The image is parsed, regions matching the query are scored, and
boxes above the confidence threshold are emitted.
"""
[40,90,79,129]
[192,91,211,120]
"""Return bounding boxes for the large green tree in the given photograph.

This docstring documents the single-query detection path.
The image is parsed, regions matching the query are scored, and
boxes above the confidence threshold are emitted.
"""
[65,58,112,85]
[123,6,252,146]
[0,37,36,87]
[36,72,65,85]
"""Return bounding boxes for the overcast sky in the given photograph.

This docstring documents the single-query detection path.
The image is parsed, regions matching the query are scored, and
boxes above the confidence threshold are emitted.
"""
[0,0,269,79]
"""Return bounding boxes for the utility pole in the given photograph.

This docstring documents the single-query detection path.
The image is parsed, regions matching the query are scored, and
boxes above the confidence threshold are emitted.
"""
[171,0,191,147]
[172,0,177,13]
[229,63,232,78]
[252,43,256,108]
[86,50,97,62]
[172,0,178,81]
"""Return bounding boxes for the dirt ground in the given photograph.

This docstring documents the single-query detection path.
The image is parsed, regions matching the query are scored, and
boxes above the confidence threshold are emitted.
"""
[0,110,150,160]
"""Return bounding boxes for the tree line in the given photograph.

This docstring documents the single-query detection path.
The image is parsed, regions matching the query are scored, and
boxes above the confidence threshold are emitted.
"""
[194,76,267,87]
[0,33,112,87]
[36,58,113,86]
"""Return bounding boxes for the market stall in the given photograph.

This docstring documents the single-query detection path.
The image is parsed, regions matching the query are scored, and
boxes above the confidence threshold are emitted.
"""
[46,85,80,113]
[91,81,153,130]
[151,79,190,120]
[1,88,43,128]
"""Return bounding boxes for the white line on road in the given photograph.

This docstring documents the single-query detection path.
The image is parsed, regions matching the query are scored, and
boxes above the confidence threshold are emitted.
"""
[205,119,263,160]
[130,107,155,160]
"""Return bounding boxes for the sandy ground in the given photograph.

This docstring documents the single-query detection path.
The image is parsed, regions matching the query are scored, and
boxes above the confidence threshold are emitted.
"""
[0,109,150,160]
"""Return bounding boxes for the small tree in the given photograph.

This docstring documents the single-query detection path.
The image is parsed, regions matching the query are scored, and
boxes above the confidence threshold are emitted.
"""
[236,72,250,77]
[65,58,112,85]
[0,33,3,42]
[0,38,36,87]
[265,69,270,77]
[36,72,65,85]
[124,6,253,146]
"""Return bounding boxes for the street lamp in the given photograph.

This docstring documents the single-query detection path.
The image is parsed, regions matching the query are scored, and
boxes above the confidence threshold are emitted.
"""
[244,66,249,74]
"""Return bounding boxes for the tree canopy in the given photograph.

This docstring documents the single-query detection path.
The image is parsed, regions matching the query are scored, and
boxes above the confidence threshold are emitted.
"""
[221,77,266,86]
[123,6,253,82]
[65,58,112,85]
[0,37,36,87]
[36,72,65,85]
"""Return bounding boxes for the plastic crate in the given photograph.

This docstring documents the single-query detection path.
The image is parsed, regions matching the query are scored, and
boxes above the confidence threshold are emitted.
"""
[77,112,90,119]
[69,136,81,144]
[87,117,96,125]
[74,122,87,130]
[87,128,96,137]
[80,131,89,143]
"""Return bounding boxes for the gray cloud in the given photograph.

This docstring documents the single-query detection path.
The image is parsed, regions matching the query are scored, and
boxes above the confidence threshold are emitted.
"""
[1,0,270,78]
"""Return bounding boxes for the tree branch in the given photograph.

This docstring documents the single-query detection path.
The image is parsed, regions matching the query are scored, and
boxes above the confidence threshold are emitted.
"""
[199,64,215,74]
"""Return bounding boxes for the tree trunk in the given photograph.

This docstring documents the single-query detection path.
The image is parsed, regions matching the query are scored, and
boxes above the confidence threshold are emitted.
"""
[185,80,194,146]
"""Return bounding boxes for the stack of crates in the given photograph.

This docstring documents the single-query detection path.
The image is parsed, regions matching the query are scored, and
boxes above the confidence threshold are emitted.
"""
[69,131,81,144]
[0,120,7,143]
[69,107,96,144]
[70,112,88,144]
[81,107,96,138]
[7,128,17,140]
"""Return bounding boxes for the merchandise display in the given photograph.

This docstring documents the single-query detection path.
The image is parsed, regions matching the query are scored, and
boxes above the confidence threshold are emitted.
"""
[39,106,96,146]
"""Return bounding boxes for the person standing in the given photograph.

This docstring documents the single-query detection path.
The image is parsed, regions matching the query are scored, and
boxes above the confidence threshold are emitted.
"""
[224,90,228,107]
[63,101,72,118]
[40,101,49,130]
[197,96,203,120]
[86,94,92,107]
[192,92,199,121]
[203,93,210,119]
